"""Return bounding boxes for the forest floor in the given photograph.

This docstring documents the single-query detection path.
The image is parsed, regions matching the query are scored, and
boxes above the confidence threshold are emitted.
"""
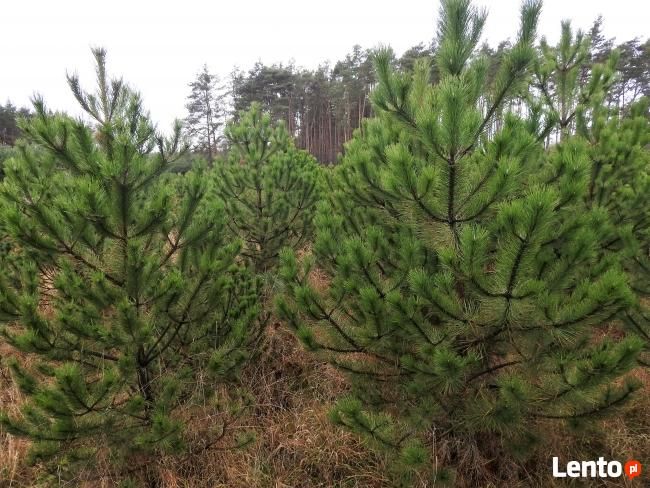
[1,323,649,487]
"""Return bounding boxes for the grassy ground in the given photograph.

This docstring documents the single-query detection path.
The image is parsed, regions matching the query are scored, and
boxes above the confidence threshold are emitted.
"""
[1,325,648,487]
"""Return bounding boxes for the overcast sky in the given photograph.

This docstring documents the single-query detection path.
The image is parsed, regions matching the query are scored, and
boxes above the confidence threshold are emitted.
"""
[2,0,648,129]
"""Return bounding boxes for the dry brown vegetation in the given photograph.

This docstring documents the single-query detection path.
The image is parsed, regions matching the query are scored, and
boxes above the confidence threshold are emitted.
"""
[146,325,388,488]
[1,346,31,487]
[0,326,388,488]
[1,323,649,487]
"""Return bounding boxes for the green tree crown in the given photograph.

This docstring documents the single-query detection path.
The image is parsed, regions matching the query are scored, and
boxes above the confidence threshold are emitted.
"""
[215,102,322,274]
[0,49,259,480]
[278,0,644,483]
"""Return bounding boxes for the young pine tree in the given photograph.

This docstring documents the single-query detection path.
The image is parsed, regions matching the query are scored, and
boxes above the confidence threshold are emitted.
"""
[535,27,650,366]
[215,103,321,274]
[576,90,650,367]
[278,0,642,484]
[0,49,259,480]
[532,21,592,141]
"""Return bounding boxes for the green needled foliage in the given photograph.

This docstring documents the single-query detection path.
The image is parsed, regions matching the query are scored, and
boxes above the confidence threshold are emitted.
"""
[533,20,594,140]
[278,0,643,483]
[598,101,650,367]
[534,23,650,366]
[214,103,321,274]
[0,49,259,480]
[577,73,650,369]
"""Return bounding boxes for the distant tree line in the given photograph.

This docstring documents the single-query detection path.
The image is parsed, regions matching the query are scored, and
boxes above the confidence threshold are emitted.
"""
[182,19,648,163]
[2,18,648,165]
[0,102,31,146]
[0,103,31,178]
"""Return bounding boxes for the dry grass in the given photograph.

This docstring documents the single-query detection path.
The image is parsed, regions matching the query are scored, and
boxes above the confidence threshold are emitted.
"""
[0,325,388,487]
[0,344,33,487]
[148,323,388,487]
[2,323,649,487]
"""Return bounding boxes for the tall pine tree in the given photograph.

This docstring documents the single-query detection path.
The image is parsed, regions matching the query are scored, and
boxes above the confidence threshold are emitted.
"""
[184,65,226,164]
[0,49,259,481]
[278,0,643,484]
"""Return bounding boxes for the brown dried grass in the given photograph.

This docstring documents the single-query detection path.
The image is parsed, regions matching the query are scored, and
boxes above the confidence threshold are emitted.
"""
[2,320,649,487]
[0,344,33,488]
[149,323,388,487]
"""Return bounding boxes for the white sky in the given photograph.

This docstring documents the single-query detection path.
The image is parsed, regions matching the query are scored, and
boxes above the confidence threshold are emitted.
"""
[1,0,648,130]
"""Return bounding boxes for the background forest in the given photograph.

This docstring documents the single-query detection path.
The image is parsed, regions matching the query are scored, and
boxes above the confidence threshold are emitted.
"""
[1,1,649,487]
[2,16,648,167]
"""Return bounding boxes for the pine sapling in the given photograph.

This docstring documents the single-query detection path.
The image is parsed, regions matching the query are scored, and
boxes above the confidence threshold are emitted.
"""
[0,49,259,481]
[278,1,643,483]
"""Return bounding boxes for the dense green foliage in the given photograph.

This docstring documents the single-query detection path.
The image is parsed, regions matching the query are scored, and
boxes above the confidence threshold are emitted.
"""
[587,98,650,366]
[576,77,650,368]
[215,103,321,274]
[0,49,259,480]
[278,0,647,483]
[0,146,16,181]
[535,23,650,364]
[0,2,649,486]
